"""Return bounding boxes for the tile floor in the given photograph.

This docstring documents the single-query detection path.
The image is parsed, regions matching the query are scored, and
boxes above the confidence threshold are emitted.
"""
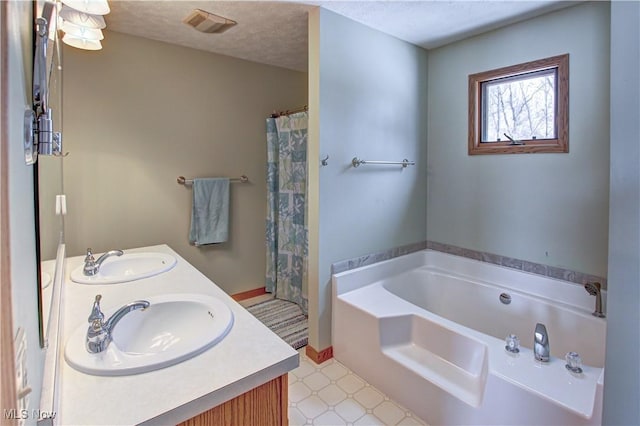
[240,295,427,425]
[289,349,428,426]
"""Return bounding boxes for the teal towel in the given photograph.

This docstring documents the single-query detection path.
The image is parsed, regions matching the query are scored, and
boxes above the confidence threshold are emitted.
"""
[189,178,230,246]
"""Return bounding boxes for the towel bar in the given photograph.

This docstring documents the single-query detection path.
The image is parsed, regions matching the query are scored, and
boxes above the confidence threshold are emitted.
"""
[177,175,249,185]
[351,157,415,168]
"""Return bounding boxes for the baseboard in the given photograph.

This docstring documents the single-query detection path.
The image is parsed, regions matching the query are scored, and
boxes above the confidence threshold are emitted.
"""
[305,345,333,364]
[231,287,267,302]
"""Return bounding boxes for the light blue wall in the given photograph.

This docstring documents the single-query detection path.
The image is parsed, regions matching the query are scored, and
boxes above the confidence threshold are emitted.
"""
[603,1,640,424]
[6,1,45,421]
[308,8,428,350]
[426,2,610,277]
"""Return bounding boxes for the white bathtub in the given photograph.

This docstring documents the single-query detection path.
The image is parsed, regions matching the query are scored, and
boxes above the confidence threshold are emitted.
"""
[332,250,606,425]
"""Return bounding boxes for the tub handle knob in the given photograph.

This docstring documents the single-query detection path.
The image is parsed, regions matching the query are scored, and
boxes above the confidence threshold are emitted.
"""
[505,334,520,353]
[565,352,583,374]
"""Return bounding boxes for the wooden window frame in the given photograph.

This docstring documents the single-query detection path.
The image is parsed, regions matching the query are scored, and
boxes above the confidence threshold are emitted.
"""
[468,54,569,155]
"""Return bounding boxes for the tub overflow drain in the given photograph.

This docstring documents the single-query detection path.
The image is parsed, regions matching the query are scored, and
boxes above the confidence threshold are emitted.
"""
[499,293,512,305]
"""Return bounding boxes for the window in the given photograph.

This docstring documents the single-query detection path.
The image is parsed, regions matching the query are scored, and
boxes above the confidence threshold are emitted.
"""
[468,54,569,155]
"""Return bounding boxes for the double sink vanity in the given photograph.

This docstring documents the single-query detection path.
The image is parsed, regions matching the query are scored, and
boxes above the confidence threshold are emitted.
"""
[42,244,298,425]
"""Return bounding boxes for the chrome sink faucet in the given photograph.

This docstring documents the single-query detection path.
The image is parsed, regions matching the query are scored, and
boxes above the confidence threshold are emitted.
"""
[83,248,124,276]
[534,323,550,362]
[86,294,150,354]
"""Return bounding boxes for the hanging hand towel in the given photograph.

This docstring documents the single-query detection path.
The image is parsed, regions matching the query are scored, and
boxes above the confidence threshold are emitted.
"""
[189,178,230,246]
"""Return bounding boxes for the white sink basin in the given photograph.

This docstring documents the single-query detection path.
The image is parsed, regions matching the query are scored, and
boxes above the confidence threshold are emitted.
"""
[70,252,177,284]
[65,293,234,376]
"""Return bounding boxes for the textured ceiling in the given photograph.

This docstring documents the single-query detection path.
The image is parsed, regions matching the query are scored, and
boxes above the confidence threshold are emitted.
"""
[105,1,575,72]
[106,1,312,71]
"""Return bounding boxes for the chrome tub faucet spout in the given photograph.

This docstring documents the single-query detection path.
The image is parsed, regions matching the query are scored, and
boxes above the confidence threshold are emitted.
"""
[534,323,550,362]
[584,282,605,318]
[83,248,124,276]
[86,294,150,354]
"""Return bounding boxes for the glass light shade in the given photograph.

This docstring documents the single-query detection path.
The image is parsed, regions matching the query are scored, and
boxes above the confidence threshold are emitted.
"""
[59,5,106,28]
[62,0,110,16]
[61,20,104,40]
[62,34,102,50]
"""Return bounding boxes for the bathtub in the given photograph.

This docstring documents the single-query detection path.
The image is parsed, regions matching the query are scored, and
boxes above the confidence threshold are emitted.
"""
[332,249,606,425]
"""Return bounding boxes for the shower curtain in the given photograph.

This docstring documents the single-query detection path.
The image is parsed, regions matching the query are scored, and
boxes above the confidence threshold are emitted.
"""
[265,112,308,314]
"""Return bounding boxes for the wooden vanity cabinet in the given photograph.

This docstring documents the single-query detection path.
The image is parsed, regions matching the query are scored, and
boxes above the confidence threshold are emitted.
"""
[178,374,288,426]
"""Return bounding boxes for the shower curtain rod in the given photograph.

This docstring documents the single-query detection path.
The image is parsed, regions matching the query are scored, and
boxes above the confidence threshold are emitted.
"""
[270,105,308,118]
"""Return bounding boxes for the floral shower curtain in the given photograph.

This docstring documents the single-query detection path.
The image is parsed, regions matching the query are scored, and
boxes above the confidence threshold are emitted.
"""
[265,112,308,314]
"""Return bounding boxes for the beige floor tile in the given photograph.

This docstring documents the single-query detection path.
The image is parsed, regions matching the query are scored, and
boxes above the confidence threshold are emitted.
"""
[373,400,406,425]
[334,398,367,422]
[303,371,331,391]
[320,361,349,381]
[293,359,317,379]
[290,353,427,426]
[289,381,312,403]
[297,395,329,419]
[313,410,347,426]
[398,415,429,426]
[317,384,347,407]
[289,407,308,426]
[353,386,384,409]
[336,373,366,395]
[354,413,386,426]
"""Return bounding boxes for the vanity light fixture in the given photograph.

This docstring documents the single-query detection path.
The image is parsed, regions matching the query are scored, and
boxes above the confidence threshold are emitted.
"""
[60,20,104,40]
[59,0,110,50]
[59,5,106,29]
[61,0,110,15]
[183,9,237,34]
[61,34,103,50]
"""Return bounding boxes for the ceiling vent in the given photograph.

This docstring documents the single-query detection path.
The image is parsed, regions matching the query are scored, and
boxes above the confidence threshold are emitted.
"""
[183,9,237,34]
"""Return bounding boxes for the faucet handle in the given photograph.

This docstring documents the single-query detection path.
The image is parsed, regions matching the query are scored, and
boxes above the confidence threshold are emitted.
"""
[88,294,105,324]
[84,248,95,263]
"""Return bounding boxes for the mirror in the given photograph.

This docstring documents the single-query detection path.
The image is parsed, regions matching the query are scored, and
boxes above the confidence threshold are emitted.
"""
[35,0,63,348]
[33,3,308,349]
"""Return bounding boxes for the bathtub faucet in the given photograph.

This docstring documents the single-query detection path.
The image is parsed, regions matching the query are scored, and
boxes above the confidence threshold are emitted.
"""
[533,323,550,362]
[584,282,605,318]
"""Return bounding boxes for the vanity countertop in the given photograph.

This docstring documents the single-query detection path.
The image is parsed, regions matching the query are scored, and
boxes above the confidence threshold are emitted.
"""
[56,244,298,425]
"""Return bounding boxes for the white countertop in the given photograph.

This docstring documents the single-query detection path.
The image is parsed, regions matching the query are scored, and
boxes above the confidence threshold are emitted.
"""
[56,244,298,425]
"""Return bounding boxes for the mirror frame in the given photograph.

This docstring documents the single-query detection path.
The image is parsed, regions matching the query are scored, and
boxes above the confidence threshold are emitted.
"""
[33,0,62,348]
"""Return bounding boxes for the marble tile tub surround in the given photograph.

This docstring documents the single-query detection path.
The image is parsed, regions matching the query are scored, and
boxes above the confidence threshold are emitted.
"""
[331,240,607,289]
[331,241,428,275]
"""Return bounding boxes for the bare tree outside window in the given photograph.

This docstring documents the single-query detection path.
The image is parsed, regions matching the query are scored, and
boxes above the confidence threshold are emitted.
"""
[469,54,568,155]
[483,70,556,142]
